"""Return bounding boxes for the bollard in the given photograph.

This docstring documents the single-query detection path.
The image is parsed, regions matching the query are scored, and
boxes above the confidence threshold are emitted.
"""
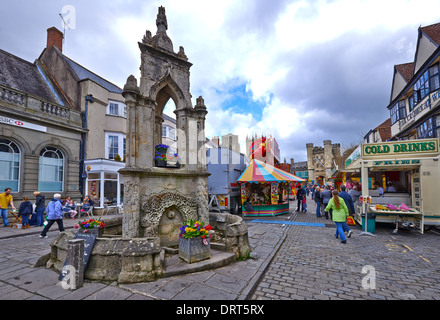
[62,239,85,290]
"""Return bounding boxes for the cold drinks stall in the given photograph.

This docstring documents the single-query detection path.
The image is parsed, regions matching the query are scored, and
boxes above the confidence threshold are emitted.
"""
[344,138,440,233]
[238,159,306,217]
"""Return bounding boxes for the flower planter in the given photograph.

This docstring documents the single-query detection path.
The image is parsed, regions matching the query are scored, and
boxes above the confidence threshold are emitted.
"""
[77,228,104,238]
[155,159,167,167]
[179,236,210,263]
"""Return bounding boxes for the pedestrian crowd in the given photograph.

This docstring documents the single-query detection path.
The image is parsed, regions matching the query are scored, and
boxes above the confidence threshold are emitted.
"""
[295,183,362,244]
[0,187,95,238]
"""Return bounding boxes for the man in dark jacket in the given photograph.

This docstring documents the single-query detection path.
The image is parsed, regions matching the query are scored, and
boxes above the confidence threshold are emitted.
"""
[339,185,355,216]
[314,186,323,217]
[320,186,332,219]
[296,186,306,212]
[30,191,46,227]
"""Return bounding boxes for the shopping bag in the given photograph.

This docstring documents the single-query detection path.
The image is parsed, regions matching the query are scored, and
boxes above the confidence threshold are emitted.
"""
[346,216,356,226]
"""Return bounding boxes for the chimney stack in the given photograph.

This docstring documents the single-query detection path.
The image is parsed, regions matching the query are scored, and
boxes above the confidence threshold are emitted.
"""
[46,27,64,52]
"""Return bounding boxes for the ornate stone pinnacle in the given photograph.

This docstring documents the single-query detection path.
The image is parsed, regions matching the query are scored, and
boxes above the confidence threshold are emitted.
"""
[156,6,168,34]
[178,46,188,60]
[142,30,152,44]
[196,96,205,107]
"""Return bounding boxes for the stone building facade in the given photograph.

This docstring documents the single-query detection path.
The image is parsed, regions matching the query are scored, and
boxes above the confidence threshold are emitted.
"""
[306,140,342,184]
[0,47,83,202]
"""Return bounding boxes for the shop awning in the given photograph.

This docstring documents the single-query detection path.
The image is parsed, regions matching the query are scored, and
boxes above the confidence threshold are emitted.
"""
[237,159,306,183]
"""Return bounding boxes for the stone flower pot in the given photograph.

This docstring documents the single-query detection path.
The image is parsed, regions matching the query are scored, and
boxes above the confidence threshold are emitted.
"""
[155,159,167,167]
[179,236,210,263]
[78,228,103,238]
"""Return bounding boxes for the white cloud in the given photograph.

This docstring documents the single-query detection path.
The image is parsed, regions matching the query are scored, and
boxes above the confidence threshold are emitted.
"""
[11,0,436,161]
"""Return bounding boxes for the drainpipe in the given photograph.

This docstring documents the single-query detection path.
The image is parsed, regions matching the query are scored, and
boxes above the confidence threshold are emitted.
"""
[79,94,94,200]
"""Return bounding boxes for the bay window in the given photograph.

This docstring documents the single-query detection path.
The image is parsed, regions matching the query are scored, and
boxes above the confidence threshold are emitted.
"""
[105,132,126,160]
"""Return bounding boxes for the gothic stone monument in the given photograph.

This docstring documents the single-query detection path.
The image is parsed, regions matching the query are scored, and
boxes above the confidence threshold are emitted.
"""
[120,6,210,247]
[43,7,250,284]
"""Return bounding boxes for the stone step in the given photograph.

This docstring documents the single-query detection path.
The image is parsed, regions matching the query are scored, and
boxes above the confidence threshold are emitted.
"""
[163,249,236,277]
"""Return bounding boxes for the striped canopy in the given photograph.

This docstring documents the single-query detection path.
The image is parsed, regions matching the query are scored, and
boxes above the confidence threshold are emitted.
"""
[238,159,306,183]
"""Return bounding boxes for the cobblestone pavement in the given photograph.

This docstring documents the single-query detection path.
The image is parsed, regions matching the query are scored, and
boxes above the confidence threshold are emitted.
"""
[0,213,286,300]
[1,200,439,301]
[249,197,440,300]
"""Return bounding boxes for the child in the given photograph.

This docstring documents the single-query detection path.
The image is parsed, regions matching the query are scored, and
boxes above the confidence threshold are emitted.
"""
[18,196,33,229]
[66,199,77,219]
[302,197,307,213]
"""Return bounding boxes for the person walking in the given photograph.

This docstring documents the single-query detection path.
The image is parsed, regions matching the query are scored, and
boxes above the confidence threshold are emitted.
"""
[30,191,46,227]
[348,185,361,205]
[314,186,323,217]
[296,186,306,212]
[18,196,33,229]
[0,187,16,227]
[325,190,352,244]
[39,193,64,238]
[339,185,355,216]
[320,186,332,219]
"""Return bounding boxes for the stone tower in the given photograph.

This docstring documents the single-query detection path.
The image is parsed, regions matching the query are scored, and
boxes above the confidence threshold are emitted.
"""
[120,6,210,244]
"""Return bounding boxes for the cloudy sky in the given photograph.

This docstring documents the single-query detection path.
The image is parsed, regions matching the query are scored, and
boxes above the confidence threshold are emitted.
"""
[2,0,440,161]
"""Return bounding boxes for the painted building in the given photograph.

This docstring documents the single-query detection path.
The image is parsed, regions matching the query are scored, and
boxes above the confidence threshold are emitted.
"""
[0,47,84,203]
[388,22,440,140]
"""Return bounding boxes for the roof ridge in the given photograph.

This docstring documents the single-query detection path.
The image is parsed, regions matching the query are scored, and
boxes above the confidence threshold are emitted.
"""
[0,48,36,67]
[61,52,123,91]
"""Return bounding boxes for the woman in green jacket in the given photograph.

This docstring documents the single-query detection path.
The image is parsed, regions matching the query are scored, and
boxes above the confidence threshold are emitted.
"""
[325,190,352,244]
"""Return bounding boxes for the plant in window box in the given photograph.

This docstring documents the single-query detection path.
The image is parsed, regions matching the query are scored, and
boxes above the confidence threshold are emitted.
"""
[154,144,169,167]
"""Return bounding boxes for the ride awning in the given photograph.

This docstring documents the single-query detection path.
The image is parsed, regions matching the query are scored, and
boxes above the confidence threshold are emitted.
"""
[237,159,306,183]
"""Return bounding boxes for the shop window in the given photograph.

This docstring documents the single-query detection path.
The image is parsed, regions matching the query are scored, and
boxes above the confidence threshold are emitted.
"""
[38,147,64,192]
[87,178,100,201]
[0,139,20,192]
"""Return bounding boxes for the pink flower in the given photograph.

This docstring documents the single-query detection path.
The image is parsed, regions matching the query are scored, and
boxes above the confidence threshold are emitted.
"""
[74,224,79,229]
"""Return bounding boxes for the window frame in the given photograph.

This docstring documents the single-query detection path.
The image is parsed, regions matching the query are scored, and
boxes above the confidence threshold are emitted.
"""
[106,100,127,118]
[38,146,64,192]
[416,116,439,139]
[105,132,126,160]
[0,139,21,192]
[429,63,440,93]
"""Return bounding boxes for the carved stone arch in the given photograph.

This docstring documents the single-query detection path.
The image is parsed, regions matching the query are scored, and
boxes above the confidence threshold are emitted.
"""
[150,74,188,113]
[140,190,198,239]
